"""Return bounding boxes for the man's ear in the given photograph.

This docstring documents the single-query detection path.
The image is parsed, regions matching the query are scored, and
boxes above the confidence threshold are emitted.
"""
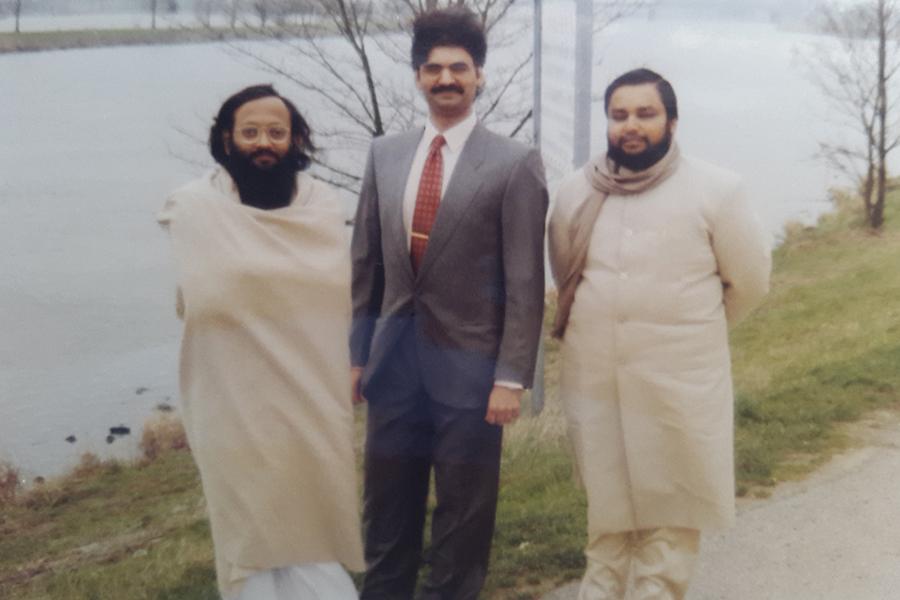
[223,131,232,155]
[475,68,486,98]
[414,66,425,92]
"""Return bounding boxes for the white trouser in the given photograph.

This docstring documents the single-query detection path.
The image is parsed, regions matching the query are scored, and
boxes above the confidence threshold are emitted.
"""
[578,528,700,600]
[229,563,358,600]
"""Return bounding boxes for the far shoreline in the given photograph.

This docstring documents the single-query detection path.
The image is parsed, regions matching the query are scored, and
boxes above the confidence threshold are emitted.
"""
[0,26,312,54]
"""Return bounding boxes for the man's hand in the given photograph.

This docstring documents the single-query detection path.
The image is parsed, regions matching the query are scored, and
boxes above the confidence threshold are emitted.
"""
[485,385,522,426]
[351,366,366,405]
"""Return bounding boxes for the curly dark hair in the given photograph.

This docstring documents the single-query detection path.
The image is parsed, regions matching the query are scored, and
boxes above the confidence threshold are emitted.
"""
[603,68,678,121]
[208,84,314,170]
[411,7,487,70]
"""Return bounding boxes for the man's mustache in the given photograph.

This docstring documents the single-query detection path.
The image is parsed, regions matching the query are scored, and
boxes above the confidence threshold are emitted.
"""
[621,134,649,145]
[251,149,279,161]
[430,84,465,95]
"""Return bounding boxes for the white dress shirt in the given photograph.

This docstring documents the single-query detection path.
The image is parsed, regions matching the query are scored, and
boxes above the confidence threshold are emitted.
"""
[401,111,523,391]
[402,111,478,249]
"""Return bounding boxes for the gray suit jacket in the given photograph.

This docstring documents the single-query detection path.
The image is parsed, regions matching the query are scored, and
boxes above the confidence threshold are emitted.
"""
[350,123,548,410]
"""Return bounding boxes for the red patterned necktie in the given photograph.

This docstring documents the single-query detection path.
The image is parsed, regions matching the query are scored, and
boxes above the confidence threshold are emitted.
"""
[410,134,446,273]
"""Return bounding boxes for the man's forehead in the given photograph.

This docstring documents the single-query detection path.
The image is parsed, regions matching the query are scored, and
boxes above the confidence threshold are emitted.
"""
[608,83,664,109]
[424,45,476,65]
[234,96,290,122]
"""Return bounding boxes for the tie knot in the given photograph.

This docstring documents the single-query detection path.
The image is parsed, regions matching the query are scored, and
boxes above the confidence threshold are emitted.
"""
[430,135,446,153]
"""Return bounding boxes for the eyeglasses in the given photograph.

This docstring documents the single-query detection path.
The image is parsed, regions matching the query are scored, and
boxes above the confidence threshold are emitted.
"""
[235,126,290,143]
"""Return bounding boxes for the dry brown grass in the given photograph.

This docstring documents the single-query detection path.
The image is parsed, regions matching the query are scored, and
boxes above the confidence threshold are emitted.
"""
[17,454,122,510]
[5,419,190,514]
[20,477,69,510]
[71,452,105,478]
[503,296,570,462]
[0,461,20,506]
[139,415,189,462]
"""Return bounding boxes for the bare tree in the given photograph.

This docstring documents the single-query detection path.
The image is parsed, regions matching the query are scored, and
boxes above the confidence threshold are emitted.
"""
[253,0,270,27]
[194,0,217,26]
[213,0,652,192]
[593,0,653,32]
[150,0,158,29]
[230,0,240,29]
[809,0,900,229]
[4,0,24,33]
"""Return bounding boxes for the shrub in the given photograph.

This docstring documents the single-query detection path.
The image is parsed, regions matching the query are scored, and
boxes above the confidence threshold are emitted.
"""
[21,479,68,510]
[0,461,21,505]
[71,452,105,478]
[140,415,189,462]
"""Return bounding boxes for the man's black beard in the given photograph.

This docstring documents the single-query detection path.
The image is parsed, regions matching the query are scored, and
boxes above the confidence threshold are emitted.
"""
[223,146,301,210]
[607,129,673,172]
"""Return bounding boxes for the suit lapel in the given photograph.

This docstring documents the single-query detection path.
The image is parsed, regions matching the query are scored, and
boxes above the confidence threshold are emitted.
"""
[417,124,489,278]
[383,128,423,284]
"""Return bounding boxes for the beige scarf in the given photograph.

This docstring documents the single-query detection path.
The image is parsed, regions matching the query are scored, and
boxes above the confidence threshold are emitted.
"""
[551,143,681,338]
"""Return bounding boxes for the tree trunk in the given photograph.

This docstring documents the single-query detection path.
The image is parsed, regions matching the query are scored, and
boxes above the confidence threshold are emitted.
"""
[874,0,888,229]
[14,0,22,33]
[255,1,267,27]
[360,48,384,136]
[862,162,875,222]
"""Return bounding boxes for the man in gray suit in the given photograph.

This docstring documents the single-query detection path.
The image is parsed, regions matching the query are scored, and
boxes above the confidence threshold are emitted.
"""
[350,7,548,599]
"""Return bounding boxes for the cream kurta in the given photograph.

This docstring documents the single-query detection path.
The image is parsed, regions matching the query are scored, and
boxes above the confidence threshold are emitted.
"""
[159,169,365,596]
[549,156,771,537]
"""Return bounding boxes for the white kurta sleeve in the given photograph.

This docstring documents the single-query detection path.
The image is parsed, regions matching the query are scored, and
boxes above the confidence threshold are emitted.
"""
[710,183,772,325]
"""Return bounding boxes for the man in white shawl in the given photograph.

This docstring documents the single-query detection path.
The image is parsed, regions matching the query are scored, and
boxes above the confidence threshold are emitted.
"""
[548,69,771,599]
[158,85,365,599]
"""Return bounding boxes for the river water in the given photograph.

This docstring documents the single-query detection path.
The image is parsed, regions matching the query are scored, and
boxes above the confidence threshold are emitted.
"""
[0,15,862,478]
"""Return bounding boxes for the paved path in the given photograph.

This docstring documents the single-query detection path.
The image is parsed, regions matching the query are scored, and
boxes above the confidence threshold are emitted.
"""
[542,410,900,600]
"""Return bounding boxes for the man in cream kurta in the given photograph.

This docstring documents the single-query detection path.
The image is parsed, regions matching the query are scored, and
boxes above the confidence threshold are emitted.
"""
[549,69,771,600]
[160,85,364,599]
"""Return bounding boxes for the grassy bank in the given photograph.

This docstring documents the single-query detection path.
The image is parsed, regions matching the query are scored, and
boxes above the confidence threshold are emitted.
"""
[730,188,900,492]
[2,188,899,598]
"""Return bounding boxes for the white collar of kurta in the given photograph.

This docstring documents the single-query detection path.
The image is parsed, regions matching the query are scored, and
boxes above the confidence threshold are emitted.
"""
[422,111,478,153]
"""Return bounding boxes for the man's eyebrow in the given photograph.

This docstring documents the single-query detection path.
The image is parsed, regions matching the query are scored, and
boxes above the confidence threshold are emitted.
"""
[424,61,469,67]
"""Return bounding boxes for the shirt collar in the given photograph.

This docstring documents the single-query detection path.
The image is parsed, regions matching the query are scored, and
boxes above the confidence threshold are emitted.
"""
[424,111,478,153]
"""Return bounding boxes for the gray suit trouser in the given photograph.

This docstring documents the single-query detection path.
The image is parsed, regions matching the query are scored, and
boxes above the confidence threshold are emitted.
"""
[360,329,503,600]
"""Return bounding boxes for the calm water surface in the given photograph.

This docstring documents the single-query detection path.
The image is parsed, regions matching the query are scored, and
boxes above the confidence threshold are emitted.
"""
[0,16,864,478]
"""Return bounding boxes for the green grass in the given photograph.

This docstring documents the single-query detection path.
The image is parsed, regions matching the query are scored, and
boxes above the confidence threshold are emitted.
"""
[486,438,586,598]
[2,188,899,597]
[729,189,900,491]
[0,452,216,599]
